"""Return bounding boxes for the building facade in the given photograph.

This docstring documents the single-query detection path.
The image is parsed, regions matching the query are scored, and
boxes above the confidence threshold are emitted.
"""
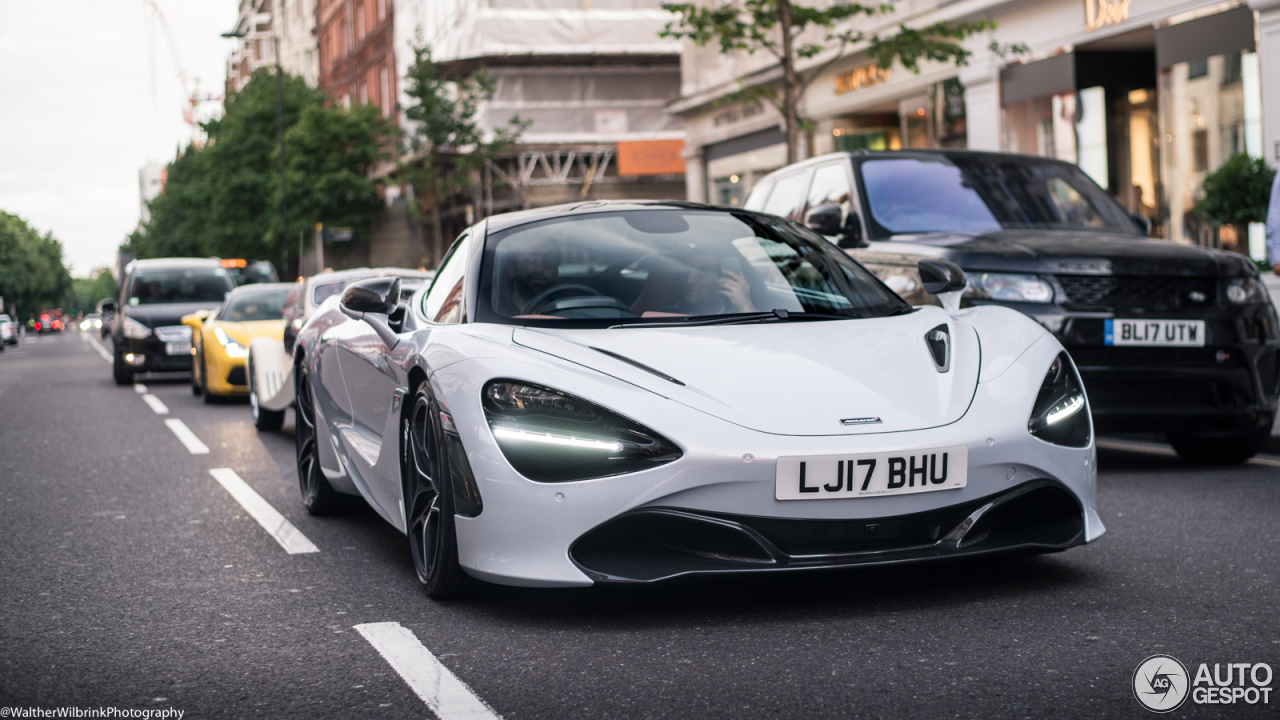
[225,0,321,95]
[675,0,1275,257]
[395,0,687,219]
[317,0,398,118]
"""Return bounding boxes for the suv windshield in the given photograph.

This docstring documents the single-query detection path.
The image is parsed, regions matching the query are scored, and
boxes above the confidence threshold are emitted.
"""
[477,209,909,328]
[128,268,234,305]
[856,154,1136,238]
[220,286,290,322]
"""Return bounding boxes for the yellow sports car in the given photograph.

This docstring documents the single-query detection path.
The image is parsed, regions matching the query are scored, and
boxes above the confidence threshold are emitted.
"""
[184,283,292,402]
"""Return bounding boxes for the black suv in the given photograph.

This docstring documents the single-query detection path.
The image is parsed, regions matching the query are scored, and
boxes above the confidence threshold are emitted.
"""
[103,258,235,385]
[746,150,1280,463]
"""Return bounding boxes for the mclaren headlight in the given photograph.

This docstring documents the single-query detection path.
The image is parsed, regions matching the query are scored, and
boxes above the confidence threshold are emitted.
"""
[483,380,682,482]
[213,327,248,358]
[1028,352,1090,448]
[121,316,153,340]
[966,273,1054,303]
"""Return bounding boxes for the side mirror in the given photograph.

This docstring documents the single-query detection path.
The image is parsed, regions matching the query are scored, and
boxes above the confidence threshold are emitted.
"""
[1128,212,1151,237]
[918,259,967,313]
[804,203,843,236]
[837,211,865,249]
[339,277,402,348]
[340,277,401,315]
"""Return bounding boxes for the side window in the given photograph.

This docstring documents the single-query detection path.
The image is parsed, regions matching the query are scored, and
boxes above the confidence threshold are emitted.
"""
[743,179,774,211]
[422,235,471,324]
[805,163,853,216]
[761,170,812,221]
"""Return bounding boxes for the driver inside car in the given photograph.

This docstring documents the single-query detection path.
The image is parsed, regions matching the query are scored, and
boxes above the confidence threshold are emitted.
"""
[499,236,562,315]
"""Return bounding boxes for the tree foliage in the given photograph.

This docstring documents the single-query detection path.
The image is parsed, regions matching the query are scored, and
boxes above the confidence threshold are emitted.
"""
[0,211,72,319]
[398,44,528,265]
[660,0,1025,163]
[63,271,118,316]
[1197,153,1276,227]
[127,70,391,277]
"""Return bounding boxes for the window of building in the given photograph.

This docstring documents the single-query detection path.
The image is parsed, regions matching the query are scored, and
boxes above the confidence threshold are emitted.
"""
[377,0,386,22]
[356,1,366,41]
[1194,129,1209,171]
[1188,58,1209,79]
[380,66,391,118]
[359,81,368,105]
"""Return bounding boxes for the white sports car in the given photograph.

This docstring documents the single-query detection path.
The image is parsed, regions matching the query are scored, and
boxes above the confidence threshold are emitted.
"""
[293,201,1103,598]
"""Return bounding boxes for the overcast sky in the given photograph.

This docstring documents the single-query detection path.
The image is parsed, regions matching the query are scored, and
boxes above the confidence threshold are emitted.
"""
[0,0,232,276]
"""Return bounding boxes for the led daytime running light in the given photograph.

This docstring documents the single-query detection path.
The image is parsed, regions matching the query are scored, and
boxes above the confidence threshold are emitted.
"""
[492,426,622,453]
[1045,394,1084,425]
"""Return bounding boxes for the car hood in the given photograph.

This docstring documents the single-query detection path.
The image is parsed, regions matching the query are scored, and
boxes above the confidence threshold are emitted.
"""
[210,319,285,345]
[125,301,224,328]
[878,230,1250,277]
[512,306,979,436]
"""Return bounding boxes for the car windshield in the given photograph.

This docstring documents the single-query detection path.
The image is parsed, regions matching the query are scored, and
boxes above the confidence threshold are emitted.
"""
[220,286,290,322]
[856,155,1136,238]
[128,268,234,305]
[477,209,910,328]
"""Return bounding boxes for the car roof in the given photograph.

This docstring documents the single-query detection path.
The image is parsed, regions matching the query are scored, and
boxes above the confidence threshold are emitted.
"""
[756,148,1080,181]
[306,267,433,287]
[225,282,294,297]
[482,199,739,234]
[126,257,226,274]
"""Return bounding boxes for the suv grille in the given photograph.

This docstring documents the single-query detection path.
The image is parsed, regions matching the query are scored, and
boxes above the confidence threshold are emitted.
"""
[1056,276,1216,311]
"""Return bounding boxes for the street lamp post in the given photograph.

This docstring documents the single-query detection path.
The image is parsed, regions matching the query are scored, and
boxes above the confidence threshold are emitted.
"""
[222,29,290,280]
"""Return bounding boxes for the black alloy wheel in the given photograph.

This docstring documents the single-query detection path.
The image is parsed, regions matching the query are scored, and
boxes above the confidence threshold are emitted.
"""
[403,382,472,599]
[295,362,344,514]
[248,354,285,431]
[200,351,216,404]
[112,344,132,386]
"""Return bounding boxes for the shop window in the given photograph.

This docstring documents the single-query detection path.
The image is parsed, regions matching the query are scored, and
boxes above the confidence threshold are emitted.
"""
[1188,58,1209,79]
[714,175,745,206]
[1193,130,1209,171]
[1222,52,1242,85]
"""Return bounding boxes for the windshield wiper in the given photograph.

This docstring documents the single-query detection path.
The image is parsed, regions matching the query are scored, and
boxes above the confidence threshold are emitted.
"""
[610,309,852,329]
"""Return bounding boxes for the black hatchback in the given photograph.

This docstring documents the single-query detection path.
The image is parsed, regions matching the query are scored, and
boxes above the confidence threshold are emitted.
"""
[746,150,1280,463]
[103,258,235,385]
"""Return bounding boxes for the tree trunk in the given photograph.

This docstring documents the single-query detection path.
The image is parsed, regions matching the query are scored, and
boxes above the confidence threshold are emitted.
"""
[778,0,801,165]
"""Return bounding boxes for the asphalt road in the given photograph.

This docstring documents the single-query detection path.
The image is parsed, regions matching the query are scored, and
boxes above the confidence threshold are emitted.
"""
[1,331,1277,719]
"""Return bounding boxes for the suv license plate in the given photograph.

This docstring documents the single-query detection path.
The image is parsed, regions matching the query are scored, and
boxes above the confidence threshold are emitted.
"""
[165,341,191,356]
[776,445,967,500]
[1105,319,1205,347]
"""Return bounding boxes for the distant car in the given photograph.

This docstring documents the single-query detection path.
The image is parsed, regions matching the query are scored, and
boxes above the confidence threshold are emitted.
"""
[246,267,434,430]
[105,258,235,385]
[80,314,103,332]
[95,298,115,338]
[184,283,292,403]
[0,314,17,347]
[222,259,279,286]
[747,150,1280,464]
[33,311,63,334]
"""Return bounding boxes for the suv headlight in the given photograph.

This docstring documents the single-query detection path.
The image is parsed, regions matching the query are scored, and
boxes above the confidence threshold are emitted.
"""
[483,380,682,482]
[121,316,152,340]
[966,273,1054,303]
[213,327,248,358]
[1226,276,1264,304]
[1028,352,1090,447]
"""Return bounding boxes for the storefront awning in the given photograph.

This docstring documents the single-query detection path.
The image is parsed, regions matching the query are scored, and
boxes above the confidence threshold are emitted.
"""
[1000,54,1074,107]
[704,127,786,161]
[1156,6,1255,69]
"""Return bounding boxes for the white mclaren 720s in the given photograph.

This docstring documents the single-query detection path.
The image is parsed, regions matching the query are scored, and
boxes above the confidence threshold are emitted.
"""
[292,201,1104,598]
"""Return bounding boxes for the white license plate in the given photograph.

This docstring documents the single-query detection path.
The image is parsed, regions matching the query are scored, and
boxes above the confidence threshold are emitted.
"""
[776,445,968,500]
[165,341,191,356]
[1105,319,1205,347]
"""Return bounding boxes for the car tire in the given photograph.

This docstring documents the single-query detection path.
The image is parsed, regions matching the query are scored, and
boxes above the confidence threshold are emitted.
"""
[295,362,345,515]
[1167,427,1271,465]
[112,348,132,386]
[200,352,217,404]
[403,381,472,600]
[249,356,285,431]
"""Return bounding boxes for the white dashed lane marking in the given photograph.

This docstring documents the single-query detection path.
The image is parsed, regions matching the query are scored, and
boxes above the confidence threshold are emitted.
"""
[83,334,112,363]
[164,418,210,454]
[355,622,501,720]
[209,469,319,555]
[141,394,169,414]
[134,383,147,393]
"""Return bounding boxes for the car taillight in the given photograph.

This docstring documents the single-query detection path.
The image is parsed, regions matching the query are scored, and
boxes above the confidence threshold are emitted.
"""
[34,323,40,330]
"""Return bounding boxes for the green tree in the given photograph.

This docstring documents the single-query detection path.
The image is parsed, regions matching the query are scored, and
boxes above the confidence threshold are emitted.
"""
[63,271,117,315]
[0,211,72,319]
[128,70,390,276]
[660,0,1025,163]
[1197,153,1276,227]
[399,44,528,265]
